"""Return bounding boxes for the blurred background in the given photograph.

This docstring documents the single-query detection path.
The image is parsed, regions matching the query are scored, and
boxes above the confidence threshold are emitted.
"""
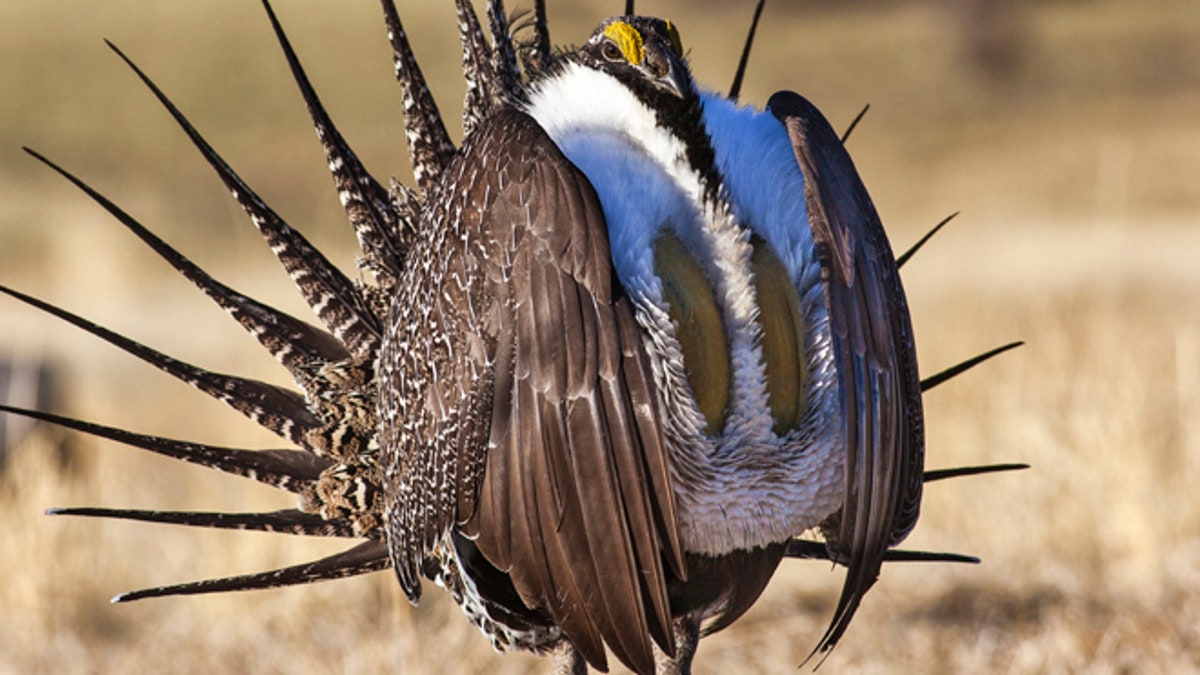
[1,0,1198,672]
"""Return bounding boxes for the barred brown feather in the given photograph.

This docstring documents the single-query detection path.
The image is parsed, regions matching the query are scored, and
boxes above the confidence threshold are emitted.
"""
[264,0,409,287]
[105,41,383,357]
[379,0,457,196]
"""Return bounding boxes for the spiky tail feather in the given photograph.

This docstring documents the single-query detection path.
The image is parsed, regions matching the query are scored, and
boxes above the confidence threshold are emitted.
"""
[527,0,553,72]
[922,341,1024,392]
[455,0,500,137]
[263,0,409,289]
[0,285,321,445]
[378,0,456,196]
[22,148,350,378]
[0,403,326,491]
[110,540,390,602]
[486,0,524,102]
[105,39,383,357]
[48,507,360,539]
[728,0,766,101]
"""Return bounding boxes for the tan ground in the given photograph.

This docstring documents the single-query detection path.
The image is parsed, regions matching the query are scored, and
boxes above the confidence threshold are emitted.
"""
[1,1,1198,672]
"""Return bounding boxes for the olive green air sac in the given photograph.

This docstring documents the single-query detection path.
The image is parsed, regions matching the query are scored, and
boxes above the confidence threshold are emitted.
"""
[750,236,807,435]
[653,231,731,437]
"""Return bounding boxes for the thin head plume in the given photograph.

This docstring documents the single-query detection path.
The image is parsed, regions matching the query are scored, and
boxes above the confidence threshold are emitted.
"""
[487,0,524,101]
[922,341,1024,392]
[0,286,321,446]
[103,39,382,357]
[625,0,634,15]
[111,540,390,603]
[840,103,870,143]
[0,403,328,490]
[262,0,408,286]
[48,507,359,538]
[23,147,350,377]
[897,212,958,269]
[728,0,767,102]
[379,0,458,196]
[454,0,498,137]
[925,463,1029,482]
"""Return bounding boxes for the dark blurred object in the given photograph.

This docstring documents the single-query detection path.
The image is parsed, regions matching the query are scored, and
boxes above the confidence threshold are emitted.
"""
[952,0,1030,82]
[0,354,75,473]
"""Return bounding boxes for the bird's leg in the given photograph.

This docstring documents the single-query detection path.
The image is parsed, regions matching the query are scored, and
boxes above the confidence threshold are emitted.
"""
[550,641,587,675]
[653,617,700,675]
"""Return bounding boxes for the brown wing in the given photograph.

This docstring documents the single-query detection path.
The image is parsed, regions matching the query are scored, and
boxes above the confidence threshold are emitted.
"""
[767,91,925,654]
[380,108,683,674]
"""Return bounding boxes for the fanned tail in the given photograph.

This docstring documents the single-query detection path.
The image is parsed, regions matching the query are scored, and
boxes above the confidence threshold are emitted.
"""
[0,4,439,609]
[105,40,382,357]
[111,540,391,602]
[23,148,350,377]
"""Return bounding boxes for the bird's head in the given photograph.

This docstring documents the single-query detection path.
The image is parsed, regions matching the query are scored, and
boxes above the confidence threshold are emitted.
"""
[571,16,718,193]
[577,16,693,110]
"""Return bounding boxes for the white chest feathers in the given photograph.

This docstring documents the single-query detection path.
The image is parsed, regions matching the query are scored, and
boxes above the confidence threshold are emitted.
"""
[524,66,845,554]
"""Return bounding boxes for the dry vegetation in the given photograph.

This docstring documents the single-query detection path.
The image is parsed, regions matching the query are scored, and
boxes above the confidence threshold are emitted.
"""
[2,0,1198,672]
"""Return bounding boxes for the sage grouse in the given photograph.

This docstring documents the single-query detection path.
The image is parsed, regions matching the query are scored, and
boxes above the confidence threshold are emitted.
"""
[1,1,1024,672]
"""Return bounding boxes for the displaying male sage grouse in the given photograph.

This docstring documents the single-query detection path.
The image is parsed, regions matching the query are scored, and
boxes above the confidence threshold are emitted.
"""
[0,1,1025,672]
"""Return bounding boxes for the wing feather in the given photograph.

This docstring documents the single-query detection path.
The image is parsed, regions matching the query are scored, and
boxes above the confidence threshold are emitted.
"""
[768,91,924,655]
[381,109,678,672]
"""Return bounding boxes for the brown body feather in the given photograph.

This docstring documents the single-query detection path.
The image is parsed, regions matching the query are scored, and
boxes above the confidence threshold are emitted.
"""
[381,108,683,672]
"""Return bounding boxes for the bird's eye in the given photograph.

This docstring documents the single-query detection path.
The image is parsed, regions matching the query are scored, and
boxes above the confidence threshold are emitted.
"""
[601,40,623,62]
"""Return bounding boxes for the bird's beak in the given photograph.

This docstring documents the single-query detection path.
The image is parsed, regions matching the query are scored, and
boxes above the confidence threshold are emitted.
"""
[643,41,689,99]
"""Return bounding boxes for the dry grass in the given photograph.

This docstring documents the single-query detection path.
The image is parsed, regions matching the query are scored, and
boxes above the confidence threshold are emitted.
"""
[2,1,1198,672]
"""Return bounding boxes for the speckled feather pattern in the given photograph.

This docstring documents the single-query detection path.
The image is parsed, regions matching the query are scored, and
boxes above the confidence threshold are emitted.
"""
[379,108,686,670]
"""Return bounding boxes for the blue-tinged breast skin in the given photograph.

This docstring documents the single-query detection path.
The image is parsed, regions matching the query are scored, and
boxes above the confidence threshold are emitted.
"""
[701,91,817,288]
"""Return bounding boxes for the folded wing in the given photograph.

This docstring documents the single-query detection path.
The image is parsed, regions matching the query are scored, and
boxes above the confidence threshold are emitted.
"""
[768,91,925,656]
[380,108,683,674]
